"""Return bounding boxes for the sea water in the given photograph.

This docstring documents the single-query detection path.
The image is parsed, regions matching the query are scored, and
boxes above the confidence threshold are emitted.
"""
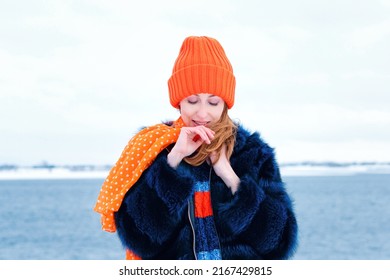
[0,175,389,260]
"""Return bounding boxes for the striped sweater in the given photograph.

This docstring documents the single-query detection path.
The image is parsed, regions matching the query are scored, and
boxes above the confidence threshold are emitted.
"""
[190,180,222,260]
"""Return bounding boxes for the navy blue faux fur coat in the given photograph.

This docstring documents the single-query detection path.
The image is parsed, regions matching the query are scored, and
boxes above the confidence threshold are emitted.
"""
[115,125,298,259]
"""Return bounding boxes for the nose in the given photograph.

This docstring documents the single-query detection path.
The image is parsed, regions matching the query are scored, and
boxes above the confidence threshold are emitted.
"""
[196,104,208,119]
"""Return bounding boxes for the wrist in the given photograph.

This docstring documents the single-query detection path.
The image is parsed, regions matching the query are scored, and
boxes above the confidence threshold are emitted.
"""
[224,172,240,194]
[215,163,240,194]
[167,150,185,169]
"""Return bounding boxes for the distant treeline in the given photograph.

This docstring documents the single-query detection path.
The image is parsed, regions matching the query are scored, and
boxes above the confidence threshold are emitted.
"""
[0,164,112,171]
[1,161,390,171]
[279,161,390,167]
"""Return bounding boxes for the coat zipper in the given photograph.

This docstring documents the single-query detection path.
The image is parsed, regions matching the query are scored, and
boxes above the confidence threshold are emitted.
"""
[187,199,197,260]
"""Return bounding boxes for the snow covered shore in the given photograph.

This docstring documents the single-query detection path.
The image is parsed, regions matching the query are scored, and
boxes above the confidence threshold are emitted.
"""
[1,163,390,180]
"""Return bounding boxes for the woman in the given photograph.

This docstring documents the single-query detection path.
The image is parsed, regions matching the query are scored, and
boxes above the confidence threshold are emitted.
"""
[94,36,298,260]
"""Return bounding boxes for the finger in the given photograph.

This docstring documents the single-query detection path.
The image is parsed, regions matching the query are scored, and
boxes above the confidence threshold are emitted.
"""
[204,128,215,140]
[195,127,215,142]
[184,126,214,144]
[193,131,209,144]
[192,131,211,143]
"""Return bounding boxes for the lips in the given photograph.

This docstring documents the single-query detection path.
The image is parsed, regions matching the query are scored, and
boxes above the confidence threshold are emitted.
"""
[193,120,210,126]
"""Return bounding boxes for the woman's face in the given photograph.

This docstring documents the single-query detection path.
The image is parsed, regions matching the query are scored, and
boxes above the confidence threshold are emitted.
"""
[179,93,225,127]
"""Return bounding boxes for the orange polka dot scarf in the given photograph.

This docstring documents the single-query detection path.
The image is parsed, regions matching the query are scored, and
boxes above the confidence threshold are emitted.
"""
[94,117,184,233]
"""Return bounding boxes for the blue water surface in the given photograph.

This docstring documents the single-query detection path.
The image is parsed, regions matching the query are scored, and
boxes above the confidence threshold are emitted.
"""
[0,175,389,260]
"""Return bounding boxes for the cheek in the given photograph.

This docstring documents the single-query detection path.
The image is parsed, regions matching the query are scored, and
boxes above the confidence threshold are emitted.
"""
[179,105,194,126]
[181,114,192,126]
[211,106,224,120]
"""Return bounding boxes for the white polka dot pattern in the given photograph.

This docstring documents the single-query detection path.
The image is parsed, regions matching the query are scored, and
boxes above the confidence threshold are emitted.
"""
[94,118,184,233]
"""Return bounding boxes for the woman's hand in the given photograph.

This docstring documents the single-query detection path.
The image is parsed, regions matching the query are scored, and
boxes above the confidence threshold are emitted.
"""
[210,144,240,194]
[167,126,215,168]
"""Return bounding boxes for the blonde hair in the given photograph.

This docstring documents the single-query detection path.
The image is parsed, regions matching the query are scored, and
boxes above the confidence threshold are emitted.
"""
[184,104,237,166]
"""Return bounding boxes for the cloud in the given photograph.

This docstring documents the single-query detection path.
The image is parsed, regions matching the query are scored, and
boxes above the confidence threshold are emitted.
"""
[347,19,390,52]
[1,0,390,164]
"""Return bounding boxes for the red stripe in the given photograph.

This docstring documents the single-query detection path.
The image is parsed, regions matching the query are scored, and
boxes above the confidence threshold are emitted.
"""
[194,192,213,218]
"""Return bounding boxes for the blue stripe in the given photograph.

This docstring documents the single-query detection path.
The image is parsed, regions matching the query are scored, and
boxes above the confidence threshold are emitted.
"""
[197,249,222,260]
[194,216,220,252]
[194,181,210,192]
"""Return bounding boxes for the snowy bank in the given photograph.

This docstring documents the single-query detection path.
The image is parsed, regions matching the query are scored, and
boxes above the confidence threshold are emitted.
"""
[1,163,390,180]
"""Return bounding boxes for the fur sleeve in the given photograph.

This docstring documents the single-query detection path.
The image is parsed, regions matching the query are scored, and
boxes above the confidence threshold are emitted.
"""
[114,152,194,258]
[215,130,298,259]
[245,156,298,259]
[243,155,298,259]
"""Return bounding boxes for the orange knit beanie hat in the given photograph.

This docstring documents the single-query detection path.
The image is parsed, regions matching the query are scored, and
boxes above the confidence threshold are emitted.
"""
[168,36,236,109]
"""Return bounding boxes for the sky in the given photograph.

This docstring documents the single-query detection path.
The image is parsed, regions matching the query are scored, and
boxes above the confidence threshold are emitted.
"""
[1,0,389,165]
